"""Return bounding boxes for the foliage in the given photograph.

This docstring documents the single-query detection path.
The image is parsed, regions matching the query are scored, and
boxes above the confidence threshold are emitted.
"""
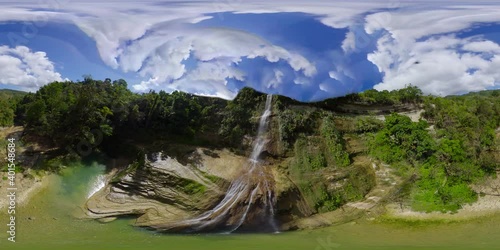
[315,85,423,110]
[288,134,372,212]
[13,78,238,156]
[219,87,266,147]
[289,137,339,212]
[369,110,490,212]
[314,187,344,212]
[411,157,478,213]
[422,92,500,176]
[0,98,15,126]
[370,113,435,164]
[182,179,207,195]
[0,89,26,126]
[292,138,328,171]
[353,116,384,133]
[277,107,318,151]
[320,116,350,167]
[370,89,500,212]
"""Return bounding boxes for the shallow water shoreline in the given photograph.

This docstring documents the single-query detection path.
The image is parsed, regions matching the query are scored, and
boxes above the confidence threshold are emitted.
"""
[0,172,49,211]
[383,195,500,223]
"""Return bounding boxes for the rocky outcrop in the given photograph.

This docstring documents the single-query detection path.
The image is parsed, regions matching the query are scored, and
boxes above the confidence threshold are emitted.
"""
[85,148,247,227]
[84,146,314,230]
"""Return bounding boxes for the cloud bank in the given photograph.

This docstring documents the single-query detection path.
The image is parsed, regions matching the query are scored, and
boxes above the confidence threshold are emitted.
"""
[364,6,500,95]
[0,46,65,91]
[1,1,500,99]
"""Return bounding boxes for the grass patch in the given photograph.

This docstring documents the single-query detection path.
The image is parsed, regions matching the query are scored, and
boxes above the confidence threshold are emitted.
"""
[379,215,461,227]
[181,179,206,195]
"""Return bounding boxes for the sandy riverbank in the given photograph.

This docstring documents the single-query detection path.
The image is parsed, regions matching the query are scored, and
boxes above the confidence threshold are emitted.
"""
[384,174,500,222]
[385,195,500,222]
[0,172,49,211]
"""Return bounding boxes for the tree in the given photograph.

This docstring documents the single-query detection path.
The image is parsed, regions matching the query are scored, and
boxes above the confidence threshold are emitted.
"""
[397,84,423,103]
[371,113,434,163]
[0,98,14,126]
[219,87,265,146]
[113,79,128,88]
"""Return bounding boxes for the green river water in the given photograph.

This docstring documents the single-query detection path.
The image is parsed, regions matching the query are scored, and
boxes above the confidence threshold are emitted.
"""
[2,162,500,250]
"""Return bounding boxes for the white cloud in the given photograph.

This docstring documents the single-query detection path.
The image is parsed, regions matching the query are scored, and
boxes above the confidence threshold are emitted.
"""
[266,69,285,89]
[328,71,341,81]
[369,34,500,95]
[341,31,356,52]
[122,27,316,98]
[2,1,500,98]
[293,77,310,85]
[247,45,317,77]
[135,59,245,99]
[365,7,500,42]
[0,1,386,99]
[463,40,500,53]
[362,4,500,96]
[319,82,332,92]
[0,46,65,91]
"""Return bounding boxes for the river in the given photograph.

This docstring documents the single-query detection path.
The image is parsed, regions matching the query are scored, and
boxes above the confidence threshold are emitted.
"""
[1,162,500,250]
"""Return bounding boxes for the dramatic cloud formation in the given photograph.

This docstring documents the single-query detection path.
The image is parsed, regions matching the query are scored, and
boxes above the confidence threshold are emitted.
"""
[364,6,500,95]
[1,1,500,99]
[369,34,500,95]
[0,46,65,91]
[122,27,316,98]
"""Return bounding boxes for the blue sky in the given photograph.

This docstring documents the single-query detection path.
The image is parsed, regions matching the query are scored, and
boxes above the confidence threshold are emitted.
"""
[1,1,500,101]
[0,21,141,88]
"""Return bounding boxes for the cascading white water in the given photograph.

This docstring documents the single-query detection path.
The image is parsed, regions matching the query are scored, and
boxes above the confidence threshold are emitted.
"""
[250,95,273,162]
[229,94,278,233]
[87,175,107,199]
[245,94,278,232]
[158,94,278,233]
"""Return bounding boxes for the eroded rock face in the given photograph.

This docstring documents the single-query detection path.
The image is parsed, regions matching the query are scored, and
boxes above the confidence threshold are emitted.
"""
[151,162,279,233]
[116,153,223,210]
[84,147,311,231]
[275,186,314,223]
[85,149,246,227]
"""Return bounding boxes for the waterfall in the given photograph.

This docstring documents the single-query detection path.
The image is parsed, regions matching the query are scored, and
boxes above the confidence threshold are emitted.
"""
[250,94,273,162]
[232,94,278,233]
[87,175,107,199]
[158,94,278,233]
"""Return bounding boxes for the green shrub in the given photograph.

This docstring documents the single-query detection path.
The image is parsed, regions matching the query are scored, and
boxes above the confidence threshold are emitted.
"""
[320,116,350,167]
[410,159,478,213]
[354,116,384,133]
[277,108,318,151]
[370,113,435,164]
[183,180,206,195]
